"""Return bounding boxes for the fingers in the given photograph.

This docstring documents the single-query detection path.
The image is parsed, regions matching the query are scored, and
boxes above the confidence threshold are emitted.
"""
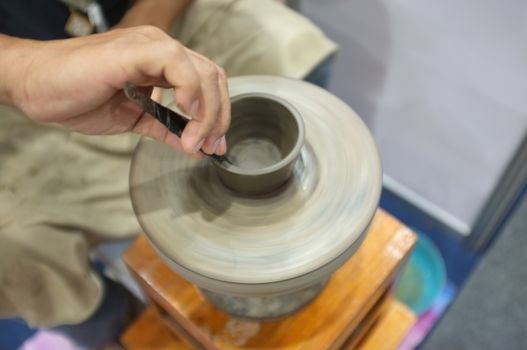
[179,50,230,155]
[198,58,230,155]
[123,26,202,115]
[162,53,201,116]
[136,116,200,158]
[150,87,164,102]
[215,67,230,155]
[118,26,230,156]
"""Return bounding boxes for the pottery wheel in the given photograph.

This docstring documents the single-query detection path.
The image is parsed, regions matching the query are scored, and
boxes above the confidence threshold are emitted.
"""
[130,76,381,295]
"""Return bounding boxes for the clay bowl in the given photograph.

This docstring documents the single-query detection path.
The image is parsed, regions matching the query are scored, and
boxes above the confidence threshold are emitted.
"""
[213,93,305,195]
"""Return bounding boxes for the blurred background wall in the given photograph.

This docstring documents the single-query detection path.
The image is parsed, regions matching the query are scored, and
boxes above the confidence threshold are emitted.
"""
[299,0,527,241]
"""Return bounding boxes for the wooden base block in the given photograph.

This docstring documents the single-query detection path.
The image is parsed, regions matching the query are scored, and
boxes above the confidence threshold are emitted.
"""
[122,306,191,350]
[121,299,416,350]
[354,300,416,350]
[122,210,416,349]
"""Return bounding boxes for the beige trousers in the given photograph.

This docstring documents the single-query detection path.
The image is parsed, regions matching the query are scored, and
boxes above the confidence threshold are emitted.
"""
[0,0,336,327]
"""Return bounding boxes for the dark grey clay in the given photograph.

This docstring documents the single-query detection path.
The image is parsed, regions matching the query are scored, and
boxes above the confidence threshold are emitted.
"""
[213,93,305,195]
[200,281,326,320]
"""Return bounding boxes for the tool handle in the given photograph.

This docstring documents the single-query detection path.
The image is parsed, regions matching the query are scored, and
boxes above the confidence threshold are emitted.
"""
[123,83,189,137]
[123,83,232,164]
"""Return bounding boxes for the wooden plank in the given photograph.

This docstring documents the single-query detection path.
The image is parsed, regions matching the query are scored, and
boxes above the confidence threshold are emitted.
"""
[341,289,392,350]
[121,306,192,350]
[121,298,416,350]
[121,297,416,350]
[122,209,416,350]
[354,300,416,350]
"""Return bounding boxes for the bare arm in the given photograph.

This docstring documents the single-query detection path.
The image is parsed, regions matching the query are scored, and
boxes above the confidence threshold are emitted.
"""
[0,27,229,156]
[0,34,25,105]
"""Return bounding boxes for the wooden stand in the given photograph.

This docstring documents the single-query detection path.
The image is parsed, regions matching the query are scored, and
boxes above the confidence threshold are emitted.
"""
[121,210,417,349]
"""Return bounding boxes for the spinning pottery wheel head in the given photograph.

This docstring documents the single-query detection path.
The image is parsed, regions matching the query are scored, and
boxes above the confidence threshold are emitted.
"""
[130,76,382,318]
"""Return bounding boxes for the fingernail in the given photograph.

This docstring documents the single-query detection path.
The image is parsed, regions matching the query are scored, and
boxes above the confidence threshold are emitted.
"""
[212,138,222,154]
[190,100,199,117]
[219,136,227,154]
[193,138,205,153]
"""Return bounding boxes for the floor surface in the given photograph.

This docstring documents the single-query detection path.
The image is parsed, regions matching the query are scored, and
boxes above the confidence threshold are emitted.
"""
[421,195,527,349]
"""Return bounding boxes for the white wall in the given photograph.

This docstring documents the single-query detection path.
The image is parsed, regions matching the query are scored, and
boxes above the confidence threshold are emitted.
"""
[302,0,527,233]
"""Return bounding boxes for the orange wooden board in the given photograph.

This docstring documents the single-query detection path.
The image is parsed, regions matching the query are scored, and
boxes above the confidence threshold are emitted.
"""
[121,306,192,350]
[123,210,416,350]
[354,300,416,350]
[121,299,416,350]
[340,291,393,349]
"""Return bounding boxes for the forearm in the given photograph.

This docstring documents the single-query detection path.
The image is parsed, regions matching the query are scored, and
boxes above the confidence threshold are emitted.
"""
[0,34,33,106]
[117,0,191,31]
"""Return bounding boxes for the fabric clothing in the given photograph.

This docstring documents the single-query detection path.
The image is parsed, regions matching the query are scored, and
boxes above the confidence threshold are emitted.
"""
[53,263,134,349]
[171,0,337,79]
[0,0,127,40]
[0,0,337,327]
[0,105,140,327]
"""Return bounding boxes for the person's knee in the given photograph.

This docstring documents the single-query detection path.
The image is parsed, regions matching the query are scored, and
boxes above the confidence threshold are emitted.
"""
[173,0,337,79]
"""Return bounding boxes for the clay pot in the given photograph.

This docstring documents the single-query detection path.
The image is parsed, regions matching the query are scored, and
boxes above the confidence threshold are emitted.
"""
[213,93,305,195]
[130,76,382,320]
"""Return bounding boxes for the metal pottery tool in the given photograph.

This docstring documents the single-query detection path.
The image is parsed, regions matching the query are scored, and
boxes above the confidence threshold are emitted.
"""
[123,83,231,164]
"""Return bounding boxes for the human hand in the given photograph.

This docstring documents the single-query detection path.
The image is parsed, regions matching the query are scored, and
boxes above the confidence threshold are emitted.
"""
[0,27,230,156]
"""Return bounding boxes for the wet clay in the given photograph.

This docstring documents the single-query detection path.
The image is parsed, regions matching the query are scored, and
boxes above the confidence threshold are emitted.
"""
[228,137,282,169]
